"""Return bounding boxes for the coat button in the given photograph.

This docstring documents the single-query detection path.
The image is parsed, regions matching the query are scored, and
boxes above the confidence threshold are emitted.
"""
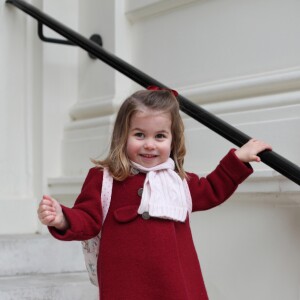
[142,212,150,220]
[138,188,143,197]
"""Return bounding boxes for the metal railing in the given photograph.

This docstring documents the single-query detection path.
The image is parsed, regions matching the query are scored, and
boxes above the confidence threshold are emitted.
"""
[6,0,300,186]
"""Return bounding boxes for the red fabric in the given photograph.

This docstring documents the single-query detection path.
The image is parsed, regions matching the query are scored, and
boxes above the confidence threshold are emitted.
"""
[147,85,179,97]
[49,149,252,299]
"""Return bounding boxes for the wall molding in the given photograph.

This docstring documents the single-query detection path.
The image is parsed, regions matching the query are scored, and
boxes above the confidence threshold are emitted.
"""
[180,67,300,114]
[69,94,115,121]
[69,67,300,123]
[125,0,201,22]
[200,91,300,115]
[64,115,113,132]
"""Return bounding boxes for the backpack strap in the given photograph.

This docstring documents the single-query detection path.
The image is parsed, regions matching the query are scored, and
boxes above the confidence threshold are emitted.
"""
[81,167,113,287]
[101,167,113,223]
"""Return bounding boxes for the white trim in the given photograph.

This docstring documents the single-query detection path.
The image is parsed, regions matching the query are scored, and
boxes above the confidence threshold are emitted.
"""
[69,95,115,120]
[201,91,300,115]
[125,0,201,22]
[179,67,300,113]
[48,176,83,196]
[64,115,113,134]
[234,170,300,194]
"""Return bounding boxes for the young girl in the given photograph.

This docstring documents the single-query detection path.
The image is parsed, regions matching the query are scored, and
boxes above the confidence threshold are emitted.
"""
[38,88,272,299]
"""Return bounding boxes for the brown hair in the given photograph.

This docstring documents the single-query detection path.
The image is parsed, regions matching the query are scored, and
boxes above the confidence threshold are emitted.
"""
[93,89,186,180]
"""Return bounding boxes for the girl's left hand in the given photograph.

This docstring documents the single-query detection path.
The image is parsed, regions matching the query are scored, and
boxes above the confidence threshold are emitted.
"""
[235,138,272,163]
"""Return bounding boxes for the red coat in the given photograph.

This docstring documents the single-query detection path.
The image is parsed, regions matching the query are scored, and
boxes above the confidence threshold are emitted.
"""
[50,149,252,299]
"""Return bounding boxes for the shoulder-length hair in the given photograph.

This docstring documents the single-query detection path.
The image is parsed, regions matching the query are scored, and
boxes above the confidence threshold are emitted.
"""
[93,89,186,181]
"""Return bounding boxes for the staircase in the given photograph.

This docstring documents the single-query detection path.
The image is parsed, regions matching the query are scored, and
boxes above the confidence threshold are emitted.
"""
[0,234,98,300]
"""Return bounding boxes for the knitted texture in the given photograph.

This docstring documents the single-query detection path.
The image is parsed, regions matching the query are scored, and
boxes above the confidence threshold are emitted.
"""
[131,158,192,222]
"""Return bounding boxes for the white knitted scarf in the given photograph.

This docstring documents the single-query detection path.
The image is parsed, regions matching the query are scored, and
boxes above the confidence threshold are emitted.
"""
[131,158,192,222]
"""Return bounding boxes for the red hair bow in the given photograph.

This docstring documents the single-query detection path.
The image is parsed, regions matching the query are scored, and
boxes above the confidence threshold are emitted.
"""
[147,85,178,97]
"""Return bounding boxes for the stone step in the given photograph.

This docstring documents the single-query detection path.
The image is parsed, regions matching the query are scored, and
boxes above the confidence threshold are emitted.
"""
[0,272,98,300]
[0,234,86,276]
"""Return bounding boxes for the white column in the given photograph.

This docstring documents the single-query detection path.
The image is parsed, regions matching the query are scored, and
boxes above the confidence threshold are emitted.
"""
[0,0,43,234]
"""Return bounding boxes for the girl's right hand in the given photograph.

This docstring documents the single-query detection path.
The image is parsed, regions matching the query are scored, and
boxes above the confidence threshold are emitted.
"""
[37,195,69,231]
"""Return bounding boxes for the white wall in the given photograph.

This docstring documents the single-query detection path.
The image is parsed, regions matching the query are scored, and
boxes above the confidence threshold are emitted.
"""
[191,198,300,300]
[127,0,300,85]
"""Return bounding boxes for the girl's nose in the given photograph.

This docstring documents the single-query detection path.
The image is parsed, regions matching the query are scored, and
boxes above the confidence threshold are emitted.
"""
[144,139,155,150]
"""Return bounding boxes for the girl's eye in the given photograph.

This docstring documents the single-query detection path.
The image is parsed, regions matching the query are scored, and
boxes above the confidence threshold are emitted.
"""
[134,132,144,138]
[156,133,166,139]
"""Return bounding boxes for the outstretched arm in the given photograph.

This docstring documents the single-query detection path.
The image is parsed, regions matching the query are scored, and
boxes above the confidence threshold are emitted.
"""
[37,195,69,231]
[234,138,272,163]
[190,139,272,212]
[38,168,103,241]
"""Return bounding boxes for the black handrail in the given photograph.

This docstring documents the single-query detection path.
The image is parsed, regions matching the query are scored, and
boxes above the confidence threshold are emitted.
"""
[6,0,300,186]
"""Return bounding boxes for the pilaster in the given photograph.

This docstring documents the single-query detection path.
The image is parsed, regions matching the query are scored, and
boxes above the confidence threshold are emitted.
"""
[0,0,43,234]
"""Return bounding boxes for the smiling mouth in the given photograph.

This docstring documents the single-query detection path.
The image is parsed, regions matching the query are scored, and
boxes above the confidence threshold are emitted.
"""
[140,154,157,158]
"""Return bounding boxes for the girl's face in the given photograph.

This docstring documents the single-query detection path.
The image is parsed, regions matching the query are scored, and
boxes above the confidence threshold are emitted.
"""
[126,109,172,168]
